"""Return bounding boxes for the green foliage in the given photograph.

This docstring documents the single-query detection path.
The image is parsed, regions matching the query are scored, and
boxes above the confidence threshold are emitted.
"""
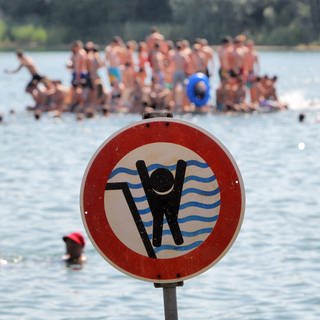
[0,19,7,41]
[0,0,318,46]
[11,24,47,44]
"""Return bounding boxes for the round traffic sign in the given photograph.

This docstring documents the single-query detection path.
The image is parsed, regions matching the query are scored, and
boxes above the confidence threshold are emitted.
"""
[81,118,245,283]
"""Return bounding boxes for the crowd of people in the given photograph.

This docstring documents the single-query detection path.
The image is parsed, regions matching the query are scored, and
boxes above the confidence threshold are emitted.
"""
[4,27,287,119]
[216,35,286,112]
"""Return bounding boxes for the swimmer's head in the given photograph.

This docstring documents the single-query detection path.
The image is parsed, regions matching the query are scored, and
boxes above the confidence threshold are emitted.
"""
[76,112,84,121]
[102,106,109,116]
[16,50,24,58]
[298,113,305,123]
[112,36,122,45]
[151,26,158,34]
[63,232,85,248]
[71,40,83,52]
[221,36,232,45]
[34,110,41,120]
[194,81,206,99]
[150,168,174,193]
[193,43,201,51]
[234,34,246,44]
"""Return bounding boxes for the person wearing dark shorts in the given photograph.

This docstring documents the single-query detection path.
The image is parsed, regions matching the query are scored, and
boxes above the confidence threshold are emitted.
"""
[5,50,44,91]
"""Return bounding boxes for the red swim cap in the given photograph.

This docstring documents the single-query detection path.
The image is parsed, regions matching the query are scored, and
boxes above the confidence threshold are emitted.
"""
[63,232,85,247]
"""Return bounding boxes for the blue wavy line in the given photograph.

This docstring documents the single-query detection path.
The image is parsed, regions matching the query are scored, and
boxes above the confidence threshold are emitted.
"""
[127,182,142,189]
[133,187,220,202]
[154,228,212,238]
[138,207,151,215]
[186,160,209,168]
[182,187,220,197]
[180,199,221,210]
[109,167,137,178]
[142,214,219,227]
[184,175,216,183]
[133,195,147,202]
[154,241,203,253]
[144,220,153,227]
[126,176,216,189]
[179,215,219,223]
[138,199,220,215]
[109,160,210,179]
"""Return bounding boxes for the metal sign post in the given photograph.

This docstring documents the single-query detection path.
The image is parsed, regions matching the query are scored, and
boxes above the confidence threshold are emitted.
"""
[154,281,183,320]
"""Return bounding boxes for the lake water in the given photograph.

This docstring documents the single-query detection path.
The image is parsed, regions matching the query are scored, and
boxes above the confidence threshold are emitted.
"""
[0,51,320,320]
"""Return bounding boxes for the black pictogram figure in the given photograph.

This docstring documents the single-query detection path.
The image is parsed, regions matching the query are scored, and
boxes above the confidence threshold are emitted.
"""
[105,182,156,258]
[136,160,187,247]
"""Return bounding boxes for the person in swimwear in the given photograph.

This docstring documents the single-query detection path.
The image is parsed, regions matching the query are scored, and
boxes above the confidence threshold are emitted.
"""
[244,40,260,102]
[197,38,214,78]
[67,41,88,87]
[5,50,44,92]
[136,41,149,86]
[149,42,165,87]
[231,35,249,81]
[217,37,234,82]
[105,37,122,84]
[121,61,136,111]
[66,40,90,111]
[85,41,105,107]
[189,43,207,75]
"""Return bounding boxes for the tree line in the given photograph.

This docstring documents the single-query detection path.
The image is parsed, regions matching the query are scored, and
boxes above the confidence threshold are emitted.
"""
[0,0,319,47]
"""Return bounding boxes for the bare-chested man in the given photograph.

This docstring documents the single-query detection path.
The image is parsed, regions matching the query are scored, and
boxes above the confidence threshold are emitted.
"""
[171,42,189,89]
[86,41,105,107]
[198,38,214,78]
[137,41,149,86]
[190,43,207,75]
[5,50,44,92]
[105,37,122,84]
[121,62,136,111]
[149,42,165,87]
[66,40,89,110]
[217,37,234,81]
[181,40,193,76]
[244,40,259,92]
[232,35,249,81]
[168,42,189,110]
[68,40,90,88]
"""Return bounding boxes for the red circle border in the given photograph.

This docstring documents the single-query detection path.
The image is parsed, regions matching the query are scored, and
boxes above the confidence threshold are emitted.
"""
[81,118,245,282]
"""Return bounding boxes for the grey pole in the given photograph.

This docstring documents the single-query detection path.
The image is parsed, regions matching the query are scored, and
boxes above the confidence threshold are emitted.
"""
[154,282,184,320]
[163,285,177,319]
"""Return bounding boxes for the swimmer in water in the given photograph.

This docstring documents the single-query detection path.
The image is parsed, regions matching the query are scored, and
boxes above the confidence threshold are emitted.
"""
[62,232,87,265]
[298,113,305,123]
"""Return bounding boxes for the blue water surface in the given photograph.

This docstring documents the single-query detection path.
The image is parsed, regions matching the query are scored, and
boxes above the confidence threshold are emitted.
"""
[0,51,320,319]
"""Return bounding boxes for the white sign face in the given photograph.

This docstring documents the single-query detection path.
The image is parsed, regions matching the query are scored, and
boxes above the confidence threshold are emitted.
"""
[104,142,221,259]
[81,118,245,283]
